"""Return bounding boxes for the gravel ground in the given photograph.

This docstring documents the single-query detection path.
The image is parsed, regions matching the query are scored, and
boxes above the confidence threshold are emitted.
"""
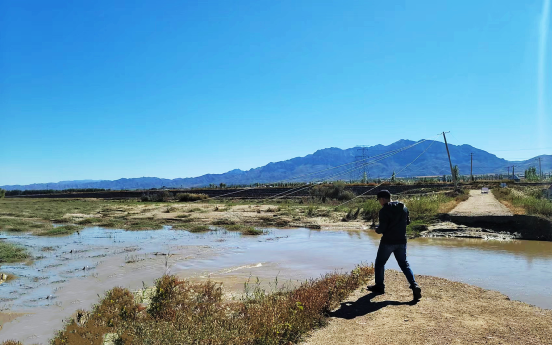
[449,190,513,216]
[302,271,551,345]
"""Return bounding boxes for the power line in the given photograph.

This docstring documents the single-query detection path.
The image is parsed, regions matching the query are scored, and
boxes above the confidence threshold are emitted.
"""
[197,140,430,202]
[267,141,430,200]
[396,140,436,177]
[336,139,438,207]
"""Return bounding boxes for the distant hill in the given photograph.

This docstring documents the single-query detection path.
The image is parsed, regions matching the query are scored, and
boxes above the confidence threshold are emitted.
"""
[2,139,551,191]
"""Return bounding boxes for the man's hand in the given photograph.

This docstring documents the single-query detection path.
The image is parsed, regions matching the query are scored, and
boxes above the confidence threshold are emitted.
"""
[375,228,382,234]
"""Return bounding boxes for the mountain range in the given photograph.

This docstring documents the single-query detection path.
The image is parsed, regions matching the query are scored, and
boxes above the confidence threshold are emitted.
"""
[2,139,551,191]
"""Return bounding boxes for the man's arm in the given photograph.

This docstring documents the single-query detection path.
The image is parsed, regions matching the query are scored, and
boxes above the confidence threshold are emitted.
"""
[405,206,411,225]
[376,208,388,234]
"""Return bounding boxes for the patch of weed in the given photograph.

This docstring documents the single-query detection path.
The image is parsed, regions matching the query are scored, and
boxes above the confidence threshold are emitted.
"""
[493,188,552,218]
[48,264,374,345]
[38,225,82,236]
[0,242,30,263]
[212,218,236,226]
[187,225,210,233]
[126,220,164,231]
[176,193,209,202]
[77,217,100,225]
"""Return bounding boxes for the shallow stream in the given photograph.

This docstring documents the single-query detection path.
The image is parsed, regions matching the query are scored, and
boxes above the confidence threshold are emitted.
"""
[0,226,551,344]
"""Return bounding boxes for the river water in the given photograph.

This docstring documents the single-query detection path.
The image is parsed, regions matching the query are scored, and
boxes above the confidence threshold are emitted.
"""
[0,227,551,344]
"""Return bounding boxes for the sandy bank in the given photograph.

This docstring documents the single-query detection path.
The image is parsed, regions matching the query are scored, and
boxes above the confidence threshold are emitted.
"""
[302,270,551,345]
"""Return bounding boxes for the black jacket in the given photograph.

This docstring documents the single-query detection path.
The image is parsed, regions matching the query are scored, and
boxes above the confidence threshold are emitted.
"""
[376,201,410,244]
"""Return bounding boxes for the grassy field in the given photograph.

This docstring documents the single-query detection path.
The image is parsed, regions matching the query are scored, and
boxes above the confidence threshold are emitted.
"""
[492,187,552,219]
[0,264,373,345]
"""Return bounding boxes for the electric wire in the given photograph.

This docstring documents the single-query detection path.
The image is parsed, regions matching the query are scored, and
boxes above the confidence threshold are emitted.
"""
[265,138,435,200]
[335,139,438,208]
[194,139,430,202]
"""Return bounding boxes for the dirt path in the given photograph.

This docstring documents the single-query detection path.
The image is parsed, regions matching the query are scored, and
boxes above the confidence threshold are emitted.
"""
[449,190,512,216]
[302,271,551,345]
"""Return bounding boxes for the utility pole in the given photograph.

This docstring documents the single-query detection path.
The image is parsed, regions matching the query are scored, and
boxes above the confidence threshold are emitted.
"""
[441,132,457,190]
[507,166,510,179]
[355,146,370,183]
[512,165,515,181]
[538,157,542,179]
[470,153,474,182]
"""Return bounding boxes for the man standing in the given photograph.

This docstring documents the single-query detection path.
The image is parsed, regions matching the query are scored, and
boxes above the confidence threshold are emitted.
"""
[368,190,422,300]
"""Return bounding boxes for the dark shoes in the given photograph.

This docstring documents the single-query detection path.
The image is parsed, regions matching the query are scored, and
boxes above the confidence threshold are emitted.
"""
[367,285,385,294]
[367,284,421,300]
[412,286,422,300]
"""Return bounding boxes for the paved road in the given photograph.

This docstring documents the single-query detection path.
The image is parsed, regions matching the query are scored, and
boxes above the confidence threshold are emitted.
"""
[449,189,513,216]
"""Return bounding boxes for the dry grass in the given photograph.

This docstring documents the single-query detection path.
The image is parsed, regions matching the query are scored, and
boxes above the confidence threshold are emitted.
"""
[44,264,374,345]
[497,200,526,215]
[0,273,17,283]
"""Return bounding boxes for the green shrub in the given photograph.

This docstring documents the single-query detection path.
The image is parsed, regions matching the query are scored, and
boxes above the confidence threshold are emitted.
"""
[241,227,264,235]
[362,199,381,221]
[310,182,355,201]
[50,287,139,345]
[77,217,99,225]
[223,224,265,235]
[38,225,82,236]
[141,191,172,202]
[406,220,428,237]
[0,242,30,263]
[188,225,210,233]
[306,205,318,217]
[212,218,236,225]
[493,188,552,218]
[177,193,209,202]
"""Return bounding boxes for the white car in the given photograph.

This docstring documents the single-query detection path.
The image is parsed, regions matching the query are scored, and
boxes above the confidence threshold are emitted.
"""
[481,187,489,194]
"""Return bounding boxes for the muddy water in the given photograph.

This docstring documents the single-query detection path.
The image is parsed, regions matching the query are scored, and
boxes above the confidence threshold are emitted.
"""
[0,227,551,344]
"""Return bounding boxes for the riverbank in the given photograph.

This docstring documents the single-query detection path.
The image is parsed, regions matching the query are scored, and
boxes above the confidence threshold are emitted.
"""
[1,270,550,345]
[302,270,552,345]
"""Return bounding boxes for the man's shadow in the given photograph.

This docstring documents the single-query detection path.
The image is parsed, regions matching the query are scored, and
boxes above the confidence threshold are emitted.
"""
[329,292,418,320]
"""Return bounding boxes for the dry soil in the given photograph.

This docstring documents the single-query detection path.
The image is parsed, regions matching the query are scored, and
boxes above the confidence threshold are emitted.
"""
[449,190,512,216]
[302,270,551,345]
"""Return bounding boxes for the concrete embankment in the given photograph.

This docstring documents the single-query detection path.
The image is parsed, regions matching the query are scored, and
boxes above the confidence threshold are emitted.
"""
[441,214,552,241]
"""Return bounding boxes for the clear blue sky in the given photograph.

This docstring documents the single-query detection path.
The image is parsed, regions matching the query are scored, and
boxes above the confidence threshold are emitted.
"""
[1,0,551,185]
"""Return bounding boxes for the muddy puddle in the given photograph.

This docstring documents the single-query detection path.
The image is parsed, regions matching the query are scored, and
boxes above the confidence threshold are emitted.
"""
[0,226,551,344]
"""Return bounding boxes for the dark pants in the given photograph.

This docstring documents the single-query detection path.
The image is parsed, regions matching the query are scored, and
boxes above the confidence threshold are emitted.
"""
[375,242,418,289]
